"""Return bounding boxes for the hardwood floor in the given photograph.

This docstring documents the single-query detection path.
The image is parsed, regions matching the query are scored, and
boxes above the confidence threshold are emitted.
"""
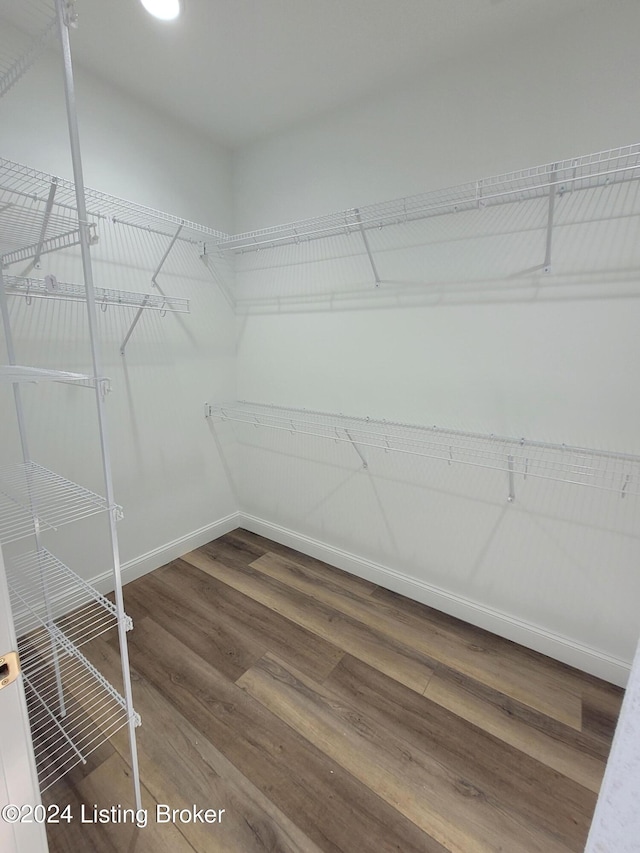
[43,529,623,852]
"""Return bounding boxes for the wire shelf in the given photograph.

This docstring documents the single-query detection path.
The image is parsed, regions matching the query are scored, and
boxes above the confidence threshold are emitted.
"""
[0,0,57,99]
[0,364,99,386]
[209,401,640,498]
[21,631,139,793]
[0,461,116,545]
[0,157,228,247]
[6,548,130,671]
[216,143,640,253]
[3,274,190,313]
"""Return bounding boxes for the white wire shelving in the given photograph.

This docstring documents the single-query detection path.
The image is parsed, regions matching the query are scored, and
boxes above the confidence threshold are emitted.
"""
[6,548,131,668]
[0,0,57,99]
[22,632,139,793]
[3,273,190,313]
[0,0,142,810]
[0,461,116,545]
[208,401,640,501]
[0,157,228,251]
[0,364,97,385]
[215,143,640,254]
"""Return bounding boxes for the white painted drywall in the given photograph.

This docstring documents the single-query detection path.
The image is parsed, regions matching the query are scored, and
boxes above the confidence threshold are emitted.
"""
[0,49,238,584]
[230,0,640,683]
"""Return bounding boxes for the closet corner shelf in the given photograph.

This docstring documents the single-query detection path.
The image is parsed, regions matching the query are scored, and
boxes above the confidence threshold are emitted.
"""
[6,547,132,671]
[22,632,140,793]
[0,461,119,545]
[214,142,640,253]
[3,274,190,314]
[209,400,640,499]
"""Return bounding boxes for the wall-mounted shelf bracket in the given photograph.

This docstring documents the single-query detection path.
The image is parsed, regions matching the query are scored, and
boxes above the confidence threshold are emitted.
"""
[354,208,381,287]
[543,167,558,274]
[120,294,150,355]
[507,454,515,502]
[25,178,58,275]
[345,428,368,469]
[151,223,183,288]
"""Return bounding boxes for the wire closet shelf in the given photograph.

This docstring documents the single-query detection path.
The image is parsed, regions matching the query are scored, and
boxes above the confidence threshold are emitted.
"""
[209,401,640,499]
[3,274,190,313]
[22,633,139,793]
[215,143,640,253]
[0,0,57,99]
[0,461,116,545]
[6,548,131,672]
[0,157,229,251]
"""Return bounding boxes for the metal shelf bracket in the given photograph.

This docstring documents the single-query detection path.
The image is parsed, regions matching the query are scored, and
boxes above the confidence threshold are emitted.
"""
[354,208,381,287]
[151,223,183,288]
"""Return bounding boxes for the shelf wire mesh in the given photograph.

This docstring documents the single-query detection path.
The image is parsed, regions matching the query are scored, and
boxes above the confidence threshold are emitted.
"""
[0,461,114,544]
[0,0,57,99]
[0,157,228,250]
[6,548,129,675]
[21,632,138,792]
[216,143,640,253]
[3,273,190,312]
[210,401,640,498]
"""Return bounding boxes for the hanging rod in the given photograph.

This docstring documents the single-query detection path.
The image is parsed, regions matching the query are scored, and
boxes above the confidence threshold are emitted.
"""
[215,142,640,253]
[207,401,640,500]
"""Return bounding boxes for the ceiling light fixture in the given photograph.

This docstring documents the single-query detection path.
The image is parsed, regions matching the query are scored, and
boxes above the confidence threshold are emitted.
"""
[140,0,181,21]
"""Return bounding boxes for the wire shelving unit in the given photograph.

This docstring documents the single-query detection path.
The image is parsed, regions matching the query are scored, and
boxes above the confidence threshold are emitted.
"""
[22,635,139,793]
[0,462,116,545]
[3,274,190,313]
[6,548,130,662]
[0,0,142,808]
[208,401,640,502]
[215,143,640,254]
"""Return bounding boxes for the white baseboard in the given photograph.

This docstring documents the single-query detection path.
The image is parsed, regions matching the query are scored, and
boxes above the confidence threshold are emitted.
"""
[90,511,241,596]
[240,513,631,687]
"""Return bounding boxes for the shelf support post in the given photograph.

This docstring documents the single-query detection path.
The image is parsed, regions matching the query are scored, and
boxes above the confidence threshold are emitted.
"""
[507,455,515,502]
[354,208,381,287]
[543,167,558,274]
[120,295,150,356]
[151,223,183,287]
[55,0,142,811]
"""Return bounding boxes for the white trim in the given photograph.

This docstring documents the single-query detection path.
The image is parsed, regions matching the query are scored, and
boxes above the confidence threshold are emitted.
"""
[240,513,631,688]
[90,512,241,595]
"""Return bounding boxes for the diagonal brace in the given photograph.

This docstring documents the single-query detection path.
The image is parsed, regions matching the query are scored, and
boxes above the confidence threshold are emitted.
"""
[354,208,381,287]
[151,223,183,287]
[345,428,368,469]
[120,295,150,355]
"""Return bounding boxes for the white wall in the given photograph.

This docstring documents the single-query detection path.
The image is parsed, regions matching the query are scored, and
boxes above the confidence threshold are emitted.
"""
[229,0,640,684]
[0,47,238,585]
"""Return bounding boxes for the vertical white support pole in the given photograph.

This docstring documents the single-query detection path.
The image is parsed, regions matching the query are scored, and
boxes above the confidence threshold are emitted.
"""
[53,0,141,811]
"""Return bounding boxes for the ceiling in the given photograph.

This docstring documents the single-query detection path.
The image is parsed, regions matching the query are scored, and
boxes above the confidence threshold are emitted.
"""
[69,0,594,149]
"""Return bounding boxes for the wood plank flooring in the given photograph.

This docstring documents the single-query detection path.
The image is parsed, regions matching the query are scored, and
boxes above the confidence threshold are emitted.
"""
[43,528,624,852]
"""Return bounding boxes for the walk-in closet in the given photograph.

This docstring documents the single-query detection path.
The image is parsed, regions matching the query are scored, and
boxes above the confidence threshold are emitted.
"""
[1,2,640,852]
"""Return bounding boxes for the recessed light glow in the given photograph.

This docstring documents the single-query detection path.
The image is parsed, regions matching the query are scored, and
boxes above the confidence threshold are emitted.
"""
[140,0,181,21]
